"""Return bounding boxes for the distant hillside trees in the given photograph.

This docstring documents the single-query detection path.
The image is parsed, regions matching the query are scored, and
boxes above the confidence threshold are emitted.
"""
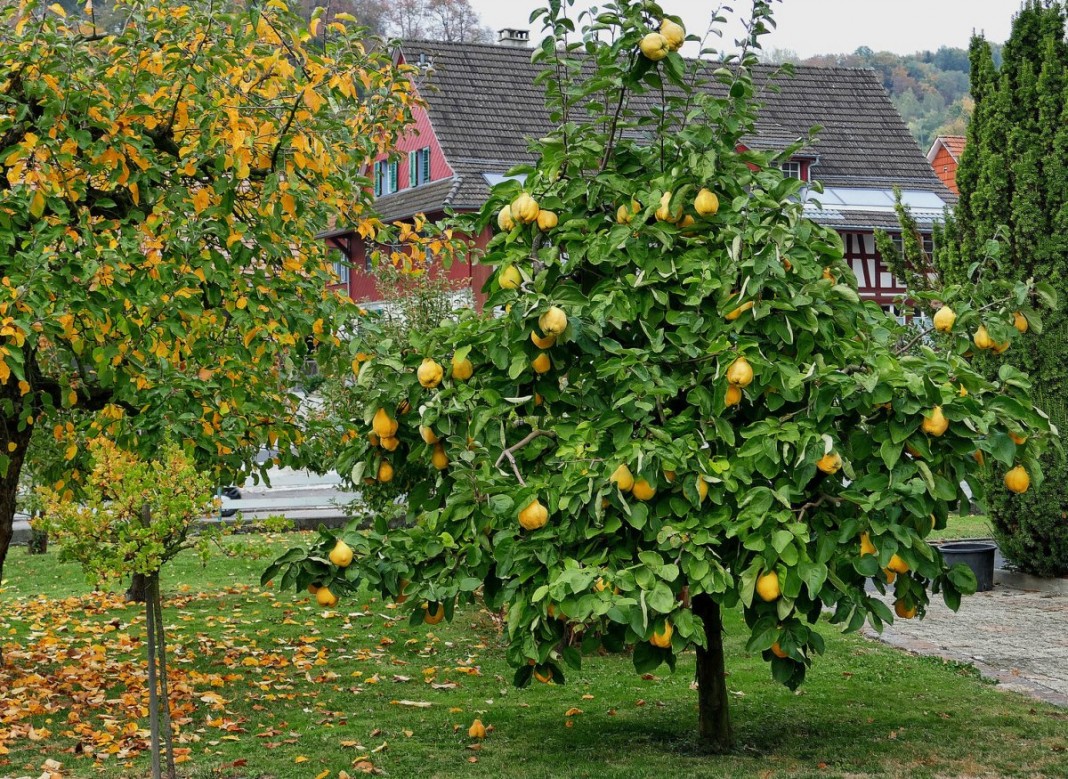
[763,44,998,150]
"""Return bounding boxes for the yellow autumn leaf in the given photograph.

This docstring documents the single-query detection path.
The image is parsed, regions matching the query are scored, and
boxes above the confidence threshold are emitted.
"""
[0,360,9,384]
[193,188,210,213]
[7,442,16,452]
[294,756,309,764]
[18,380,29,395]
[303,87,325,113]
[68,390,77,406]
[314,771,329,779]
[309,17,321,37]
[29,190,46,218]
[48,3,66,17]
[65,443,77,461]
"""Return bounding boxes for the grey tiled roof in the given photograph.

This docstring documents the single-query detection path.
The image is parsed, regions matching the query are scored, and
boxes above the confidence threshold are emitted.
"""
[380,39,949,220]
[375,177,460,221]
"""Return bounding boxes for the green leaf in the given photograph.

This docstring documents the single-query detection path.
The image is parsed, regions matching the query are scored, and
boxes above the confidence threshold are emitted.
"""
[632,641,665,674]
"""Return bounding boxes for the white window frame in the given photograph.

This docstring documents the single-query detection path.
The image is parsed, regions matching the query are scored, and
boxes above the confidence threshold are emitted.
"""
[780,160,803,180]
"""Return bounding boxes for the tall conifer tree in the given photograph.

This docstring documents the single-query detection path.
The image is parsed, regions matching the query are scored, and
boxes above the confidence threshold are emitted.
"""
[939,0,1068,575]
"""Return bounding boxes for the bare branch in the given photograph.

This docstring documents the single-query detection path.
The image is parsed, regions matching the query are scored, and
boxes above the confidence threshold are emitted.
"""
[494,429,557,484]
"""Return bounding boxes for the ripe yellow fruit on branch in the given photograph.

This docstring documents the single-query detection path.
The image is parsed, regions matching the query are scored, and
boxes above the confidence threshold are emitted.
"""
[511,192,540,224]
[725,300,754,321]
[1013,311,1029,333]
[887,554,909,574]
[616,199,641,224]
[451,353,473,381]
[531,352,551,374]
[725,384,742,407]
[377,461,394,482]
[639,32,670,61]
[539,306,568,336]
[610,463,634,492]
[499,265,522,290]
[756,571,781,602]
[817,451,843,474]
[497,204,515,231]
[468,719,487,740]
[1004,465,1030,494]
[883,567,896,583]
[1009,431,1027,445]
[973,324,994,350]
[420,425,439,444]
[894,600,916,619]
[771,641,788,658]
[533,666,554,684]
[933,305,956,332]
[726,355,753,388]
[316,586,338,607]
[659,18,685,50]
[417,358,443,388]
[372,407,398,438]
[536,209,558,231]
[921,405,949,437]
[696,478,708,503]
[329,540,354,567]
[631,478,656,501]
[431,443,449,470]
[650,620,673,648]
[859,532,877,556]
[424,602,445,624]
[655,190,680,222]
[694,188,719,216]
[380,435,399,452]
[530,330,555,349]
[519,498,549,530]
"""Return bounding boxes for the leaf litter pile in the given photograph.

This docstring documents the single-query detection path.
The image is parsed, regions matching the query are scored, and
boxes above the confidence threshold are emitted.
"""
[0,581,494,776]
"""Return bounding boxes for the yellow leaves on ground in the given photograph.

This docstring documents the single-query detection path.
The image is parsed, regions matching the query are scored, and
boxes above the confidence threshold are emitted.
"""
[0,573,489,770]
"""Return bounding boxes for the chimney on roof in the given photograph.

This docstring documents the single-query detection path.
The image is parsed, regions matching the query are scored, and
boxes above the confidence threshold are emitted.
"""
[497,28,530,47]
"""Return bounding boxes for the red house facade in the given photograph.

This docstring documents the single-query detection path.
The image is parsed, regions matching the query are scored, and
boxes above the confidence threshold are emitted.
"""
[927,135,966,195]
[324,40,953,311]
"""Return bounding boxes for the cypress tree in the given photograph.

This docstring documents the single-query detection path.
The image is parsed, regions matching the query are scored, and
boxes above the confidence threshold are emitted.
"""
[939,0,1068,576]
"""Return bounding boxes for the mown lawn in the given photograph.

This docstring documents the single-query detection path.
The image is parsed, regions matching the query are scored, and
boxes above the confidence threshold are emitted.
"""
[932,514,994,542]
[1,532,1065,779]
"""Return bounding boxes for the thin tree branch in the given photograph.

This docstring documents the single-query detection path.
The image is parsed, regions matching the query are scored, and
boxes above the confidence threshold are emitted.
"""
[494,429,558,485]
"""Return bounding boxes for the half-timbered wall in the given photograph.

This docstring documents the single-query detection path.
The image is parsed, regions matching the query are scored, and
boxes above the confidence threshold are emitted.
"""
[841,231,908,307]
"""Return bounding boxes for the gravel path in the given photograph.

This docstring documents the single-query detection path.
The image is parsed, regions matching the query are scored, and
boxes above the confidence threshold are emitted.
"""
[865,584,1068,707]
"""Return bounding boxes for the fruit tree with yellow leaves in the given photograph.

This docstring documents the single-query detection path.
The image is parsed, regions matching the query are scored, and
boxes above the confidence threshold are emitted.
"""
[268,0,1056,752]
[0,0,420,588]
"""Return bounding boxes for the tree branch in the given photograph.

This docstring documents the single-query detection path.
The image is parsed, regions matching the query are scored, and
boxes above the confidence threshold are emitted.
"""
[493,429,557,485]
[795,493,841,523]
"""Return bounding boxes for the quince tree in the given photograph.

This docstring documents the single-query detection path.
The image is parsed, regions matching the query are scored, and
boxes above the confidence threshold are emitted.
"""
[270,0,1055,750]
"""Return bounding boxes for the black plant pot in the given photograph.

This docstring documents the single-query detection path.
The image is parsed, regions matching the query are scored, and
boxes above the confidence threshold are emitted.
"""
[939,541,996,592]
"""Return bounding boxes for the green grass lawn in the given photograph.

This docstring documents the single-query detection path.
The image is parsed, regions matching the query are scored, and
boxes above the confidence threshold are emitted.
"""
[1,533,1065,779]
[932,514,994,541]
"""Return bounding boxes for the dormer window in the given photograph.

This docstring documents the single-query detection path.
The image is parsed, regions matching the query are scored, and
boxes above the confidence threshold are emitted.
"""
[780,160,803,180]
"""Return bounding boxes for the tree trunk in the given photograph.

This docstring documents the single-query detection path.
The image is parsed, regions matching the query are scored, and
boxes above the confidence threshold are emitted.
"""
[692,594,733,753]
[150,574,177,779]
[27,522,47,555]
[127,572,147,603]
[144,569,162,779]
[0,395,34,599]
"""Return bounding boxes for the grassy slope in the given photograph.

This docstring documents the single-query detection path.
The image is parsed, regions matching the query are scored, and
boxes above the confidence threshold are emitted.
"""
[1,533,1065,779]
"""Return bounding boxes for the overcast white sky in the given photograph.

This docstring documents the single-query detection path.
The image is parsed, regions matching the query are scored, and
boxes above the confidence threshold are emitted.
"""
[470,0,1024,57]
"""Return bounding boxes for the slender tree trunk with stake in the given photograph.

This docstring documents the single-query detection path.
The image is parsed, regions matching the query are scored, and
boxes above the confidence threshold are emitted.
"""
[143,560,162,779]
[150,572,177,779]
